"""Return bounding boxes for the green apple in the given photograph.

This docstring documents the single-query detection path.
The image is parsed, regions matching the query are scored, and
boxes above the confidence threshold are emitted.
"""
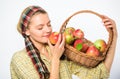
[64,27,75,44]
[94,39,107,53]
[64,33,74,44]
[73,39,83,51]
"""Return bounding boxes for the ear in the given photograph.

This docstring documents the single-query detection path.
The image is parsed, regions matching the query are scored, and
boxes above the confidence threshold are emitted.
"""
[25,29,30,36]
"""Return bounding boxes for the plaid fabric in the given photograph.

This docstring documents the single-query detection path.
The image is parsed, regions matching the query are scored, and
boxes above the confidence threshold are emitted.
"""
[20,6,44,37]
[20,6,49,79]
[25,37,49,79]
[10,48,109,79]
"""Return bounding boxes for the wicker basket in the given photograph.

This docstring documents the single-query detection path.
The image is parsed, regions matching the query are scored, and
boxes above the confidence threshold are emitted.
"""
[60,10,113,68]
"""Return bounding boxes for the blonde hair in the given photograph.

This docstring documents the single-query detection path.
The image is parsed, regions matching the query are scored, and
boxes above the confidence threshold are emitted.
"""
[17,6,47,35]
[17,8,27,34]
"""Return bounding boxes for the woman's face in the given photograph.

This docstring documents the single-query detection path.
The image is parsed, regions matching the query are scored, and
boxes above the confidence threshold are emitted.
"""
[26,13,52,44]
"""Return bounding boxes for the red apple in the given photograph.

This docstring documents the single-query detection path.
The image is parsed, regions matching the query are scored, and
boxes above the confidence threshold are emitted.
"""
[94,39,107,53]
[81,43,89,52]
[86,45,100,57]
[74,38,90,52]
[73,29,84,39]
[73,39,83,51]
[49,32,59,44]
[64,27,75,44]
[81,38,90,52]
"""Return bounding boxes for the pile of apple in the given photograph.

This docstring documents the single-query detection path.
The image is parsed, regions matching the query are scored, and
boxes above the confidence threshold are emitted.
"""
[49,27,107,57]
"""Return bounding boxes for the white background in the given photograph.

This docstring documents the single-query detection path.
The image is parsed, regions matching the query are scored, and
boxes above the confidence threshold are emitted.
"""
[0,0,120,79]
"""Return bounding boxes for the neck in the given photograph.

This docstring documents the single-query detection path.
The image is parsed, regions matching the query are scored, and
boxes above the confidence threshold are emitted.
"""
[29,37,47,53]
[29,37,51,60]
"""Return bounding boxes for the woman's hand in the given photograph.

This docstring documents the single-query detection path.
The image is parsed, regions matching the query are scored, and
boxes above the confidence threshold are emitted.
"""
[48,33,65,60]
[102,15,118,72]
[102,15,117,37]
[48,34,65,79]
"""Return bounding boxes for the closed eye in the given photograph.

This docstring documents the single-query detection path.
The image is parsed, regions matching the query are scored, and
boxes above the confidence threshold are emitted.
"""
[47,21,52,27]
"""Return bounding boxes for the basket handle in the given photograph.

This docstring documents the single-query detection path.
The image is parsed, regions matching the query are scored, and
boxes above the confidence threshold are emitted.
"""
[60,10,106,33]
[59,10,113,55]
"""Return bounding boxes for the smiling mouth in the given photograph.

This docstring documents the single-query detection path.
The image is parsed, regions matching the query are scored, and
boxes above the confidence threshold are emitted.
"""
[44,35,50,38]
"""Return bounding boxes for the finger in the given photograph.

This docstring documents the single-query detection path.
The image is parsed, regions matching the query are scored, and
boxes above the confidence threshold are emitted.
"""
[102,19,110,23]
[102,15,117,35]
[101,15,113,28]
[103,19,113,28]
[101,15,112,23]
[59,34,65,47]
[56,34,62,46]
[103,22,112,30]
[104,22,112,26]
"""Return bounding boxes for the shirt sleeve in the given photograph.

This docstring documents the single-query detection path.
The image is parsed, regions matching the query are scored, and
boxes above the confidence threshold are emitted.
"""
[10,51,40,79]
[67,61,110,79]
[10,62,19,79]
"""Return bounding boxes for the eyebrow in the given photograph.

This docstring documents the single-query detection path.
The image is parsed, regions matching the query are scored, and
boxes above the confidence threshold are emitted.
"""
[35,20,51,27]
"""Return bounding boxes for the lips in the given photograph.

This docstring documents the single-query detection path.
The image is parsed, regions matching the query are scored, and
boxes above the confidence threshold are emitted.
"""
[43,34,50,38]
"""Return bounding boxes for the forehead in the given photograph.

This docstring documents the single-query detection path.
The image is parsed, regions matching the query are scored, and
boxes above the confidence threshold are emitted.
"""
[29,13,50,26]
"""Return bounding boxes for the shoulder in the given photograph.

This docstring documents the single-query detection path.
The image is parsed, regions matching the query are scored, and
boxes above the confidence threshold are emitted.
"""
[11,48,30,63]
[12,48,26,58]
[10,49,40,78]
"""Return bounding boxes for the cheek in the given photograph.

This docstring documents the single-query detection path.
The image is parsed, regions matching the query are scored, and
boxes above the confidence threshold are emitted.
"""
[49,27,52,32]
[30,31,43,40]
[29,30,49,43]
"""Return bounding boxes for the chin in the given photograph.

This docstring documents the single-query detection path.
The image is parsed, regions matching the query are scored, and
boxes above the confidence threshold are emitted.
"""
[43,41,48,44]
[38,41,48,45]
[42,39,48,43]
[38,37,49,44]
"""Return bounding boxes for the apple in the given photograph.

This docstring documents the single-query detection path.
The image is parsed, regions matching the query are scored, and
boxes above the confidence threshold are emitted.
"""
[49,32,59,44]
[64,33,75,44]
[81,43,89,52]
[94,39,107,53]
[86,45,100,57]
[64,27,75,34]
[81,38,90,52]
[73,38,90,52]
[73,39,83,51]
[73,29,84,39]
[64,27,75,44]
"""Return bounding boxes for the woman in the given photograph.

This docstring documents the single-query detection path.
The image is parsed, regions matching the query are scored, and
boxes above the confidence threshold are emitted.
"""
[10,5,117,79]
